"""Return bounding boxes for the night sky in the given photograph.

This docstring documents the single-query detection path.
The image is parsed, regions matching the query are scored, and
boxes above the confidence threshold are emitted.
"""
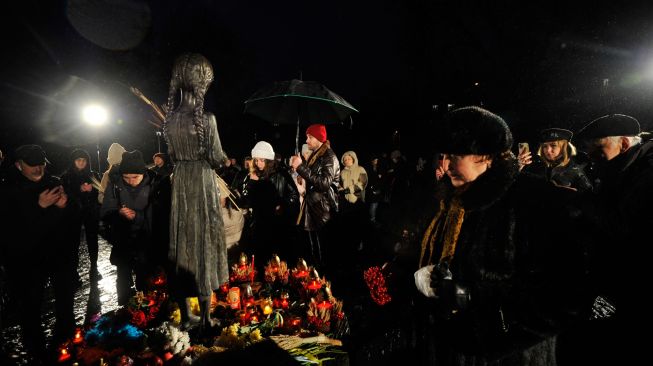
[1,0,653,173]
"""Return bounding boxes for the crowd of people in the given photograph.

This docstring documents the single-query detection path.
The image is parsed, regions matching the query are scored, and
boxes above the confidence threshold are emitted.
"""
[0,101,642,364]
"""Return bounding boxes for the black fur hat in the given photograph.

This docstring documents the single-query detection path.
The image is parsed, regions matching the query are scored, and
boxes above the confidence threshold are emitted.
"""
[436,106,513,155]
[119,150,146,174]
[576,114,640,140]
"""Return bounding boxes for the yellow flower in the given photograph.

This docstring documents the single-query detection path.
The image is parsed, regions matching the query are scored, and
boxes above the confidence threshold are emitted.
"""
[249,329,262,342]
[170,308,181,325]
[188,297,201,316]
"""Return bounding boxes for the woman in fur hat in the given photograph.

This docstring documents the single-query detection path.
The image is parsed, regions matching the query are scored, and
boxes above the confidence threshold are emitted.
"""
[413,107,586,365]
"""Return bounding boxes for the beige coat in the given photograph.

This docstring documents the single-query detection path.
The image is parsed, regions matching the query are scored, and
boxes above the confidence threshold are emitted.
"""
[340,151,367,203]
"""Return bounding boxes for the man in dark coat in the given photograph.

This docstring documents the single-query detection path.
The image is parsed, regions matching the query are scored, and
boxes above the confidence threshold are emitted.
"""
[0,145,75,361]
[290,124,340,268]
[563,114,652,364]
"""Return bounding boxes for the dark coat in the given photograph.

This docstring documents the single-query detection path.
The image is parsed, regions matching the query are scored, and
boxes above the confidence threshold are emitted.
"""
[60,153,100,216]
[575,139,653,304]
[0,167,70,264]
[295,145,340,231]
[416,155,584,364]
[523,157,593,192]
[100,169,155,265]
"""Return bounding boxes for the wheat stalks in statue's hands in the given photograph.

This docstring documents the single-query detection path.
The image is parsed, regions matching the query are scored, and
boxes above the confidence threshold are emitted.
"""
[130,86,166,123]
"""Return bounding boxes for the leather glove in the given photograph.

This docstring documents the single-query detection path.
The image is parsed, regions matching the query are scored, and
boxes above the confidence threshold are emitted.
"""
[429,262,452,289]
[430,262,471,310]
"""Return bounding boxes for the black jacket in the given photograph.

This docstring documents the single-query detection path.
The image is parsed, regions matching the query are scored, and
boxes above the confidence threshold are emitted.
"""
[574,139,653,304]
[0,167,70,263]
[295,146,340,231]
[60,164,100,216]
[524,157,593,192]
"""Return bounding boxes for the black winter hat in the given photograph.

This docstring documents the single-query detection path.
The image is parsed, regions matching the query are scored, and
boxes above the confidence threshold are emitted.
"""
[119,150,147,174]
[153,152,168,161]
[436,106,513,155]
[15,144,50,166]
[576,114,641,140]
[539,128,573,143]
[71,148,91,161]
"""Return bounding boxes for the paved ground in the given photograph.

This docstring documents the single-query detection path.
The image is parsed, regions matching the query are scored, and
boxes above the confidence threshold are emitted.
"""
[1,234,120,365]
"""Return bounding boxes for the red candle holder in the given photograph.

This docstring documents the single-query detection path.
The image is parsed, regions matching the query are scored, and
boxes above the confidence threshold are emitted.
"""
[285,315,302,333]
[243,296,255,307]
[317,300,333,310]
[293,270,308,279]
[72,328,84,344]
[58,345,71,363]
[306,280,322,291]
[237,310,248,325]
[153,276,166,286]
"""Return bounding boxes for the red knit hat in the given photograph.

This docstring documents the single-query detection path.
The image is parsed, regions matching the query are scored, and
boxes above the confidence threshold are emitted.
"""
[306,124,327,143]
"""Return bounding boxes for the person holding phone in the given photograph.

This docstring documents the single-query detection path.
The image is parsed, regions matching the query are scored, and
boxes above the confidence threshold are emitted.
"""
[0,144,75,361]
[521,128,593,192]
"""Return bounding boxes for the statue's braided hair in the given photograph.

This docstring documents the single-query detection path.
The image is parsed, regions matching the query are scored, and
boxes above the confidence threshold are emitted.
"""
[163,53,214,157]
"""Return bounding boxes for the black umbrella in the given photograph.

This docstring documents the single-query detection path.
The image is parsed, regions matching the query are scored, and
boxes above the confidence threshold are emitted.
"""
[244,79,358,152]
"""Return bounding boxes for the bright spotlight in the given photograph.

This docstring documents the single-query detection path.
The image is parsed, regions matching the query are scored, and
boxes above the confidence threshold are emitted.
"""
[82,104,108,126]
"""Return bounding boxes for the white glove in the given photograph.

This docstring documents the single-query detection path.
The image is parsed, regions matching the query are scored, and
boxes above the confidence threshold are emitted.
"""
[414,265,436,298]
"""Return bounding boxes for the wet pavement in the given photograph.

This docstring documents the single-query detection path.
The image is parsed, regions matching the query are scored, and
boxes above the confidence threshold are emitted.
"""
[1,234,120,365]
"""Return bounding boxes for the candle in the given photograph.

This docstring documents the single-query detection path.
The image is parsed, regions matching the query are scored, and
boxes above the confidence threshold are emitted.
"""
[72,328,83,344]
[237,310,248,325]
[263,304,273,315]
[250,315,259,323]
[227,287,241,309]
[317,300,333,310]
[294,270,308,278]
[58,346,71,362]
[251,255,255,283]
[307,280,321,291]
[286,315,302,333]
[281,298,289,309]
[260,297,273,315]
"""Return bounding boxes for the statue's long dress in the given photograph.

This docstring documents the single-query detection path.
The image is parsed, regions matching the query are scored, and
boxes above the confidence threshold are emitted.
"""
[167,111,228,296]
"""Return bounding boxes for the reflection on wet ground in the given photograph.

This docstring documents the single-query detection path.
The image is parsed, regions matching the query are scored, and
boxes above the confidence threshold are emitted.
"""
[1,235,120,365]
